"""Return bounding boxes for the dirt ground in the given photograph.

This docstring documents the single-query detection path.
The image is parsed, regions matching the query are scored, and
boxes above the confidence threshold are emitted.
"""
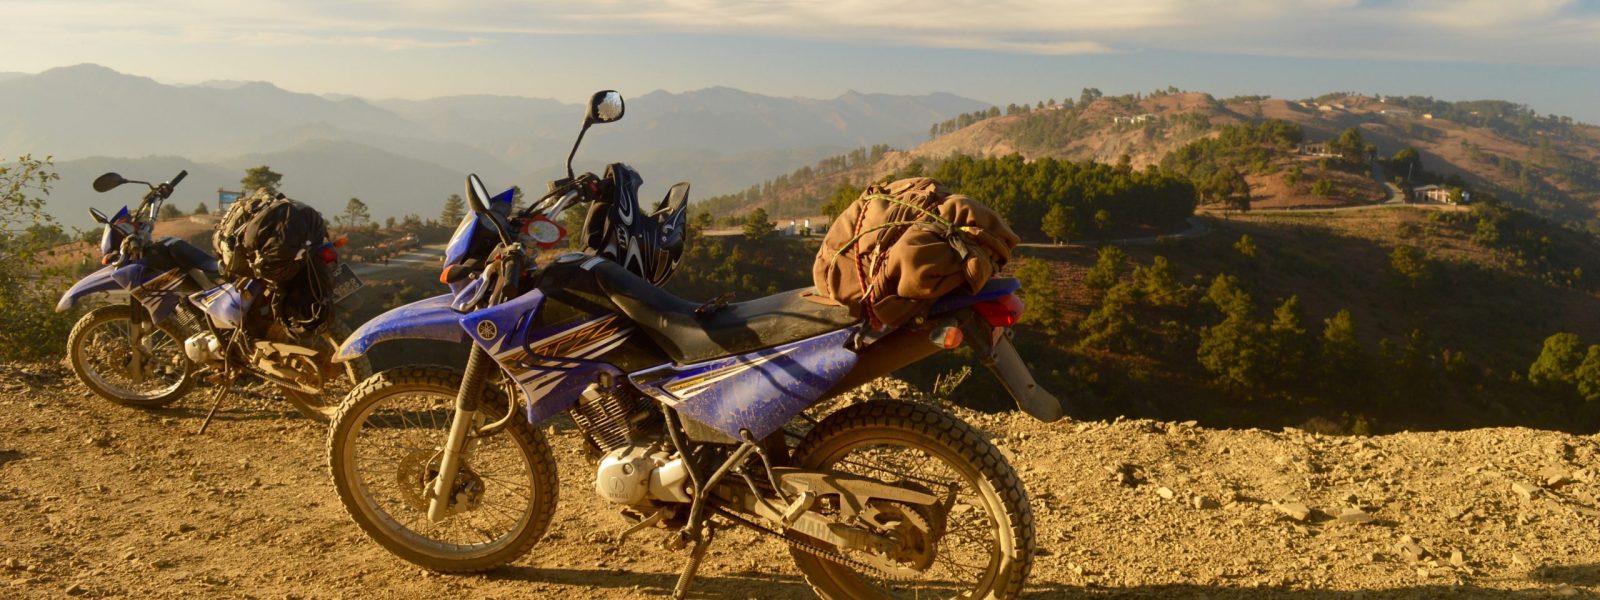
[2,362,1598,599]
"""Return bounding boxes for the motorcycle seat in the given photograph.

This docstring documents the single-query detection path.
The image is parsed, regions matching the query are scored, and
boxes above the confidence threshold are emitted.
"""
[568,258,859,365]
[163,238,221,279]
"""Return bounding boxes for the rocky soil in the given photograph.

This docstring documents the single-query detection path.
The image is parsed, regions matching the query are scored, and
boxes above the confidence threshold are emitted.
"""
[2,362,1598,598]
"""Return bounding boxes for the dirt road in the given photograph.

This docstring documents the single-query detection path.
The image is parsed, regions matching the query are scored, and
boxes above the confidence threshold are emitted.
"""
[2,363,1597,598]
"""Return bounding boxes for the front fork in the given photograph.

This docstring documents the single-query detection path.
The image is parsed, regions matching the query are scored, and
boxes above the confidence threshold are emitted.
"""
[126,297,148,382]
[426,344,493,522]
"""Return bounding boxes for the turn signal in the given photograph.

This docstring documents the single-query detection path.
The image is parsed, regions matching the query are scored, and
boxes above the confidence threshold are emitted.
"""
[929,325,963,349]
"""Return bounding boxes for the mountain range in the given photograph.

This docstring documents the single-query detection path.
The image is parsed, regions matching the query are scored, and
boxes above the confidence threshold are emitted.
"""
[2,64,987,228]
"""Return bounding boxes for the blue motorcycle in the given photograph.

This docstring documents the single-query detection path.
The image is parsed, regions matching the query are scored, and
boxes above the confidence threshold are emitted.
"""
[58,170,369,427]
[326,91,1062,599]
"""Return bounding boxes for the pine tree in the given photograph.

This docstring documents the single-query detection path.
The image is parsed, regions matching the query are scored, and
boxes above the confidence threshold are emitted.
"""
[1197,274,1267,389]
[1529,332,1583,387]
[240,165,282,196]
[441,194,466,226]
[1015,258,1060,332]
[343,197,371,229]
[1042,204,1075,245]
[1267,296,1310,383]
[1576,345,1600,403]
[1083,245,1126,291]
[1136,255,1184,307]
[1079,281,1140,352]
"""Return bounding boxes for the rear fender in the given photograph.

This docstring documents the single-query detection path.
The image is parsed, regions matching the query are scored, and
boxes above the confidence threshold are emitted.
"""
[959,317,1066,422]
[335,294,468,362]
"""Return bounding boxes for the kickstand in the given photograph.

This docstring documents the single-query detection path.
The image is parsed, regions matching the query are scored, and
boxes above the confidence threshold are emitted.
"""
[671,523,715,600]
[196,377,236,435]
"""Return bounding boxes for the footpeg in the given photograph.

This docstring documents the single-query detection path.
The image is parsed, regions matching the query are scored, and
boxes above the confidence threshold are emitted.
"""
[781,490,818,526]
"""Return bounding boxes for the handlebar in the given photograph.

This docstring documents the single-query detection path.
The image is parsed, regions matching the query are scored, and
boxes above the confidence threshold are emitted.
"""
[169,170,187,189]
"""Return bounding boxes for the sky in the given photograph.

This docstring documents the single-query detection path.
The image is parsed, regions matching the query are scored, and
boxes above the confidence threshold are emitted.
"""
[4,0,1600,122]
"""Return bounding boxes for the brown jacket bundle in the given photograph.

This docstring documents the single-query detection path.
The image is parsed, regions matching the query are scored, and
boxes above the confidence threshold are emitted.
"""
[813,177,1020,329]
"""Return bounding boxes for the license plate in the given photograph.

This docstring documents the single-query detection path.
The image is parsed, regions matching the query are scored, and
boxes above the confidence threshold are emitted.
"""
[331,263,364,301]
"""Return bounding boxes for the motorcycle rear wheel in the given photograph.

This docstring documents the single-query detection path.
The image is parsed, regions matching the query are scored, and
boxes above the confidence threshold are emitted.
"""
[789,400,1035,600]
[327,365,559,572]
[282,321,371,421]
[67,304,195,407]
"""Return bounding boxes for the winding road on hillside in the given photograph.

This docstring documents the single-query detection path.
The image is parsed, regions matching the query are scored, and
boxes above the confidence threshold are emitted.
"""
[348,243,447,277]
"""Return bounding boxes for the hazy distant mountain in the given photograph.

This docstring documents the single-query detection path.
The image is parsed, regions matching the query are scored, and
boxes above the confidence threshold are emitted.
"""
[3,64,989,226]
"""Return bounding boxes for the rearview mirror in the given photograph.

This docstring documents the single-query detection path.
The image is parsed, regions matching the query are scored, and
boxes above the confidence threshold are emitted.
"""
[93,172,128,193]
[587,90,624,125]
[88,207,109,224]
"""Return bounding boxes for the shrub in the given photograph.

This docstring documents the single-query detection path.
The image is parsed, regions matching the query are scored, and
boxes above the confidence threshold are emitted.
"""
[0,155,77,360]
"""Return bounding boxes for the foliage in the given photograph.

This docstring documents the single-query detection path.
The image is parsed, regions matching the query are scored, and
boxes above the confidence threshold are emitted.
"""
[1577,345,1600,403]
[158,203,184,219]
[1160,119,1301,204]
[1266,296,1310,385]
[1529,332,1584,388]
[1311,179,1335,197]
[1015,258,1061,332]
[1042,204,1075,244]
[742,207,774,240]
[440,194,466,227]
[1134,255,1185,306]
[819,181,860,220]
[1196,274,1268,389]
[1388,245,1432,288]
[1233,234,1257,258]
[1079,282,1141,352]
[0,155,76,359]
[930,154,1196,241]
[1083,245,1127,292]
[341,197,371,229]
[192,202,210,215]
[240,165,282,196]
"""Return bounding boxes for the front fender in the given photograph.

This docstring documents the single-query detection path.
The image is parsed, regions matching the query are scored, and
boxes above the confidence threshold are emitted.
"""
[335,294,468,362]
[56,264,126,312]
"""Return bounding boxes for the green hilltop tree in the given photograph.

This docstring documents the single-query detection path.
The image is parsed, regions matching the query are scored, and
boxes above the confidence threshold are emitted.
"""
[193,202,210,215]
[343,197,371,229]
[158,203,184,219]
[1042,204,1076,245]
[441,193,466,226]
[241,165,282,196]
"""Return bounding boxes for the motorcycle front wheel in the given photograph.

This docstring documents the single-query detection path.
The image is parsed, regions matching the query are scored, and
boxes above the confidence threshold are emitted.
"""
[327,365,559,572]
[789,400,1036,600]
[67,304,195,407]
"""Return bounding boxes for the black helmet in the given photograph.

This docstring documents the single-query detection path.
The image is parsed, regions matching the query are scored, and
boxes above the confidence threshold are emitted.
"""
[582,163,689,286]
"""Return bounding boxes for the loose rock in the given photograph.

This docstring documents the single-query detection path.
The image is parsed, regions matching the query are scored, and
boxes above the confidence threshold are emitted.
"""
[1274,502,1312,522]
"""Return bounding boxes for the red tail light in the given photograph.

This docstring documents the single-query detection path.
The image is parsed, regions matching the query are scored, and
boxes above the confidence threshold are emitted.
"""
[318,247,338,264]
[973,294,1025,328]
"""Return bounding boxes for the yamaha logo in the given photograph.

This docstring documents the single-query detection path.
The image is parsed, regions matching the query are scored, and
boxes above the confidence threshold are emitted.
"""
[476,320,498,340]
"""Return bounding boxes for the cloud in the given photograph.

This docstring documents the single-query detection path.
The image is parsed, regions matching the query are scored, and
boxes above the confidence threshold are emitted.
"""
[3,0,1598,64]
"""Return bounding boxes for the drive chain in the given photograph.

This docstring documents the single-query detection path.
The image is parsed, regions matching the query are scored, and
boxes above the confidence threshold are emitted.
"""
[711,508,914,582]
